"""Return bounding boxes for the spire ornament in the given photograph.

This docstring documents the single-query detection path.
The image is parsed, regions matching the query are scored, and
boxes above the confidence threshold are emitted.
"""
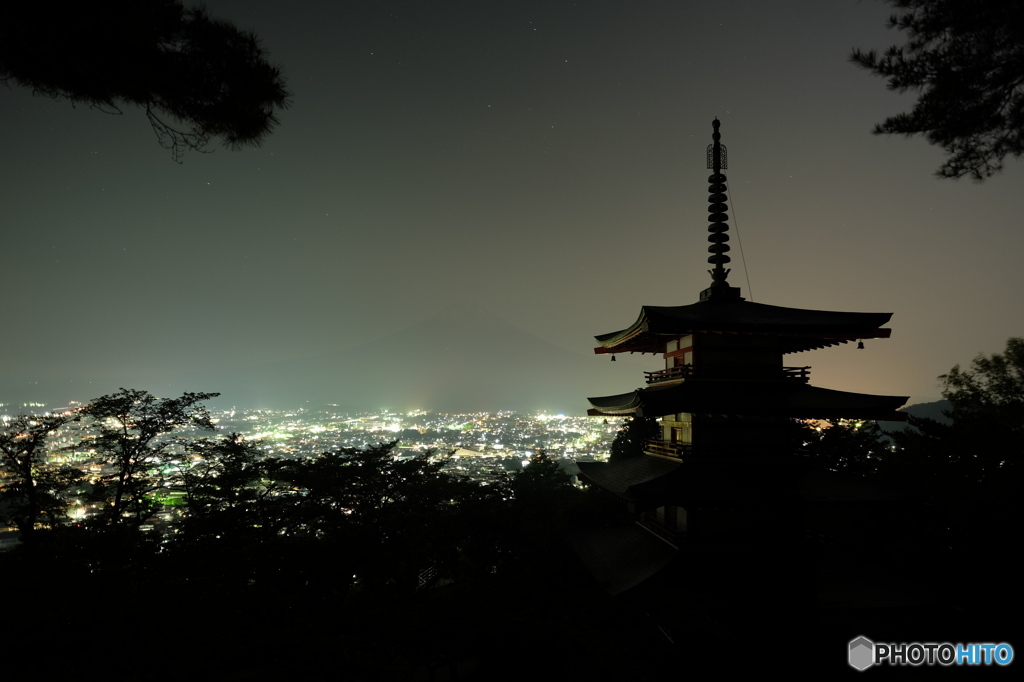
[700,119,744,302]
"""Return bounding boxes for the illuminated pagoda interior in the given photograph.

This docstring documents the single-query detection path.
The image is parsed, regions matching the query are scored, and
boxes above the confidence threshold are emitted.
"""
[576,119,909,563]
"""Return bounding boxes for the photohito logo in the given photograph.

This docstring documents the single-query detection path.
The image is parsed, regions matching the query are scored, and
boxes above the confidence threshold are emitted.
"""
[849,636,1014,670]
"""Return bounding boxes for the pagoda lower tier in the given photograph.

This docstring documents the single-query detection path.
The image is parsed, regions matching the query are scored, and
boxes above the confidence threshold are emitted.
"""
[587,380,908,421]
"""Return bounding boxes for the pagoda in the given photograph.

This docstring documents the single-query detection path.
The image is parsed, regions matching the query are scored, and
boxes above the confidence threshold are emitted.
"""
[577,119,908,549]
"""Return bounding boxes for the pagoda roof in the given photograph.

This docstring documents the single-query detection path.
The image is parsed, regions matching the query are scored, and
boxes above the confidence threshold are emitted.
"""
[587,380,908,420]
[578,457,916,511]
[577,456,680,501]
[568,521,677,595]
[595,298,893,354]
[578,456,801,510]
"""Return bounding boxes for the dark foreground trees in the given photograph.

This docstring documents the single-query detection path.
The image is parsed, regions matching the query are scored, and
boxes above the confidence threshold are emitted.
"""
[1,1,290,159]
[883,339,1023,617]
[0,411,83,546]
[889,337,1023,493]
[0,389,621,678]
[800,418,888,475]
[851,0,1024,180]
[2,387,580,578]
[942,337,1024,446]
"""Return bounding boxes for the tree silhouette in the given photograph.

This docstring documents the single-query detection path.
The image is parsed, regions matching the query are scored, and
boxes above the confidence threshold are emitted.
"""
[851,0,1024,180]
[0,411,616,678]
[884,339,1023,616]
[931,337,1024,493]
[498,451,579,560]
[886,341,1024,497]
[1,1,290,160]
[270,443,493,594]
[0,411,82,546]
[943,337,1024,435]
[79,388,218,527]
[176,432,284,536]
[609,415,658,461]
[800,419,888,475]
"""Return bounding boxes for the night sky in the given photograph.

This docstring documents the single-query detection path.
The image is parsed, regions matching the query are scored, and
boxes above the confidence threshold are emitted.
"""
[3,1,1022,412]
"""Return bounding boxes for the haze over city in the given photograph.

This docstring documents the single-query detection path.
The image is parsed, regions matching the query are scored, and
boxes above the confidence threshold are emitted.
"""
[3,1,1022,412]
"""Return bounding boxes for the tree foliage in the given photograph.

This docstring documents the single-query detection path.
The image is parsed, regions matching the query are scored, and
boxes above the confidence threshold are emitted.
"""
[886,342,1023,492]
[609,415,658,461]
[0,1,290,160]
[800,419,888,475]
[0,390,615,678]
[0,411,83,544]
[1,390,581,597]
[885,339,1024,613]
[918,337,1024,490]
[851,0,1024,180]
[178,431,279,532]
[79,388,218,527]
[942,337,1024,435]
[499,450,578,545]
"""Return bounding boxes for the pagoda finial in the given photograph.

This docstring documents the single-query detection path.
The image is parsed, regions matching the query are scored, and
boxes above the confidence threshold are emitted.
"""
[701,118,743,302]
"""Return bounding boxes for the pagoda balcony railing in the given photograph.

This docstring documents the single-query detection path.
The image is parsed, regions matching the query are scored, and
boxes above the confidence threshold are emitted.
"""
[643,364,810,384]
[644,440,692,460]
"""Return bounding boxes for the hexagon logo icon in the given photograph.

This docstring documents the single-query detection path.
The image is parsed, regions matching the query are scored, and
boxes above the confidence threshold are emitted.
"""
[849,636,874,671]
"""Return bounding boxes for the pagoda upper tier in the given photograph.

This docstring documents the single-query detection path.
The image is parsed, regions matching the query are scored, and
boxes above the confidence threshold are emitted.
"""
[586,118,907,424]
[594,298,894,356]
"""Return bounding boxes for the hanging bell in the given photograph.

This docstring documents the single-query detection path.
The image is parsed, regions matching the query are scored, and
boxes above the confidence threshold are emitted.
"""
[857,341,865,350]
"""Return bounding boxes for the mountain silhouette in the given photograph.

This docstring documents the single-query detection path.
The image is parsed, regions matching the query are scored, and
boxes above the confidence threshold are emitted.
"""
[194,304,644,412]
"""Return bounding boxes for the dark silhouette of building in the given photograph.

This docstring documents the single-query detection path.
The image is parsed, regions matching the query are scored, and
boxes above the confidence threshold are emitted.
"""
[573,123,912,638]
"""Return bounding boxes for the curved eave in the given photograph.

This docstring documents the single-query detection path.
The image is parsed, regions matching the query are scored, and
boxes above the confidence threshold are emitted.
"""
[587,382,909,420]
[586,391,643,416]
[644,301,893,332]
[594,300,895,354]
[594,310,650,350]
